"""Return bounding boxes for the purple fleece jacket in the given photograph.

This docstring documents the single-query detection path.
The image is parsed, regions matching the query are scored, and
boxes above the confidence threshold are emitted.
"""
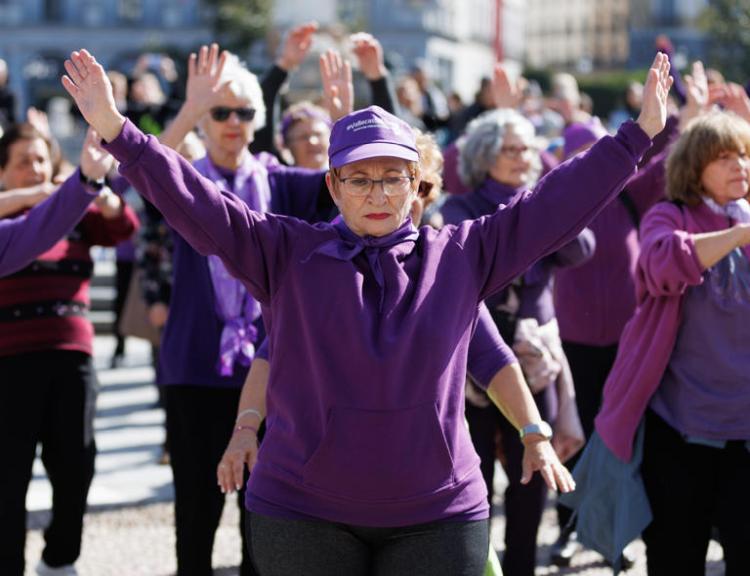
[593,201,744,461]
[0,171,97,277]
[104,118,649,527]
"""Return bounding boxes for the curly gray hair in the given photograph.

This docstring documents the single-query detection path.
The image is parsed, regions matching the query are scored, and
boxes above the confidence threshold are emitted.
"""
[458,108,538,190]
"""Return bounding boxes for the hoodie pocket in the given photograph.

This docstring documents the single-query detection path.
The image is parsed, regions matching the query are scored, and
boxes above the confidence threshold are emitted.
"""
[302,403,455,502]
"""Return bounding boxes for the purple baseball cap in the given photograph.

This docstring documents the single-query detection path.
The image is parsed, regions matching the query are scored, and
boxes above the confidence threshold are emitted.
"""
[328,105,419,168]
[563,118,608,159]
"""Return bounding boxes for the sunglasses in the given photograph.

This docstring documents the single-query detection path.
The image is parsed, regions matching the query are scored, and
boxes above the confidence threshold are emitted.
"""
[209,107,256,122]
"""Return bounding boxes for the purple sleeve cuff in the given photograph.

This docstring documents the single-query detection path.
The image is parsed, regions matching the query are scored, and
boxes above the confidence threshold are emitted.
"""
[467,305,518,389]
[256,338,270,361]
[616,120,653,161]
[102,118,151,169]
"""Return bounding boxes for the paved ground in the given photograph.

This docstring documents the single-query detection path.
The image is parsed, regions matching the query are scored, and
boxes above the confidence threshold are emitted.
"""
[24,336,726,575]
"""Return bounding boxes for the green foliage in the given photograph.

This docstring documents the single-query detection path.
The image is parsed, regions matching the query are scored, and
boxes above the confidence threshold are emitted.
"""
[203,0,273,54]
[576,69,650,119]
[524,68,649,119]
[700,0,750,81]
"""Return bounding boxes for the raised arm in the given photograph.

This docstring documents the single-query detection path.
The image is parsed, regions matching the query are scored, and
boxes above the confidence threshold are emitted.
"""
[159,44,229,150]
[458,54,672,300]
[252,22,318,156]
[350,32,398,115]
[61,48,300,304]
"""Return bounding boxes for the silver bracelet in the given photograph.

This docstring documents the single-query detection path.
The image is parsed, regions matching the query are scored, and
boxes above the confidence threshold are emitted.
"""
[235,408,263,423]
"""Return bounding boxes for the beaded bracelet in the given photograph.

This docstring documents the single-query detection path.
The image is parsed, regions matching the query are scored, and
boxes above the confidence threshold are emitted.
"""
[235,408,263,423]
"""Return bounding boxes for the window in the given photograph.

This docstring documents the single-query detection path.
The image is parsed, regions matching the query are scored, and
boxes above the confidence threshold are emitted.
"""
[118,0,143,23]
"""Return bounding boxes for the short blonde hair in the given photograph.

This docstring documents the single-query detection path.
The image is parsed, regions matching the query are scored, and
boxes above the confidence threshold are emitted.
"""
[666,111,750,206]
[414,129,443,208]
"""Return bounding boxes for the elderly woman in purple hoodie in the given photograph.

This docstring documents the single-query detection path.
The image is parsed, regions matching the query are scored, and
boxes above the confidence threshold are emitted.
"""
[61,48,670,575]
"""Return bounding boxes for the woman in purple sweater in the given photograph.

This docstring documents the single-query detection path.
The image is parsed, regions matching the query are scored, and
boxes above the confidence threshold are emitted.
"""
[61,48,670,575]
[587,111,750,575]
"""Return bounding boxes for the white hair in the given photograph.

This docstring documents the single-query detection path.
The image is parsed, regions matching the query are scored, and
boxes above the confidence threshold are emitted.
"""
[458,108,539,190]
[217,53,266,130]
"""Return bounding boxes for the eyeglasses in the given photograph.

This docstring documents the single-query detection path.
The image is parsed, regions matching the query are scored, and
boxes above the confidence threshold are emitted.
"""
[286,130,328,144]
[209,107,256,122]
[337,175,415,197]
[499,144,532,159]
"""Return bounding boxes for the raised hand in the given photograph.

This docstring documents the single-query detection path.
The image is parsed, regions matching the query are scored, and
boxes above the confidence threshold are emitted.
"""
[350,32,387,81]
[636,52,673,139]
[26,107,52,140]
[184,43,229,117]
[712,82,750,124]
[320,49,353,122]
[277,21,318,71]
[80,127,115,181]
[680,60,709,130]
[61,49,125,142]
[490,63,522,110]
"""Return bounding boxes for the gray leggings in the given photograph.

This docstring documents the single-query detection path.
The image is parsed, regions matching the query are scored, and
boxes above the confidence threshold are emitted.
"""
[248,512,489,576]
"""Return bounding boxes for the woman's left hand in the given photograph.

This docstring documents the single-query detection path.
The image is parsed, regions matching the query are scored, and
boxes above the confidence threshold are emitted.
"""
[636,52,674,139]
[521,438,576,492]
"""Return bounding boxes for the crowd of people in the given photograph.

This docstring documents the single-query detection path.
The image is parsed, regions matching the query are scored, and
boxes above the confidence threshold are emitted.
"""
[0,21,748,576]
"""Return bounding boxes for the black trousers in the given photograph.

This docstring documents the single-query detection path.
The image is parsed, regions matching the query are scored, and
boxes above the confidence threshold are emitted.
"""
[165,384,254,576]
[113,260,134,353]
[249,513,489,576]
[556,341,618,530]
[466,384,556,576]
[642,411,750,576]
[0,350,98,576]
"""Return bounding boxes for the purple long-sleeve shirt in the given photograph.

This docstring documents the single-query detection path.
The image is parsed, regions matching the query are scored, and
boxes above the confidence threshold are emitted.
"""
[442,178,596,326]
[0,171,97,277]
[157,155,324,388]
[104,118,648,527]
[554,148,668,345]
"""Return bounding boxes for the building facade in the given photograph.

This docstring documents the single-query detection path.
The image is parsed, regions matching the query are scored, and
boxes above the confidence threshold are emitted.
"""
[271,0,518,105]
[525,0,629,71]
[628,0,709,68]
[0,0,212,118]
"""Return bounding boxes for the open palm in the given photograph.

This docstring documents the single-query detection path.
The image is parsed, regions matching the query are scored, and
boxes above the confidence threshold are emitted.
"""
[61,49,124,142]
[636,52,673,139]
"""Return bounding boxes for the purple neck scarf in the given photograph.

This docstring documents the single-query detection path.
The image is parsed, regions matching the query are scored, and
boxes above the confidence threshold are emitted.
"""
[476,178,526,208]
[194,153,270,376]
[304,216,420,310]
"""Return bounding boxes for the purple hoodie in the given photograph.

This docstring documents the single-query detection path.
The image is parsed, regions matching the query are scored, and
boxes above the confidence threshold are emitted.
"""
[104,118,649,527]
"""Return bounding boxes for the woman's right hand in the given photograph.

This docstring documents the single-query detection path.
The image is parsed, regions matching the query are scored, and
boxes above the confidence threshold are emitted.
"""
[217,429,258,494]
[636,52,673,139]
[61,49,126,142]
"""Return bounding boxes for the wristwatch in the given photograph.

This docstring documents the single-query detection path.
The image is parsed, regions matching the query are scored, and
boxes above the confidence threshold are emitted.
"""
[79,170,106,191]
[519,421,553,441]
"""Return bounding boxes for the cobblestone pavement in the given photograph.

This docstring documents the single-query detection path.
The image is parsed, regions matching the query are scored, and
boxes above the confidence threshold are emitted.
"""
[24,336,726,575]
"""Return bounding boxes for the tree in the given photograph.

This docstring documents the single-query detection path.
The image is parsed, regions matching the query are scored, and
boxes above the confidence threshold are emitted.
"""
[203,0,273,55]
[700,1,750,82]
